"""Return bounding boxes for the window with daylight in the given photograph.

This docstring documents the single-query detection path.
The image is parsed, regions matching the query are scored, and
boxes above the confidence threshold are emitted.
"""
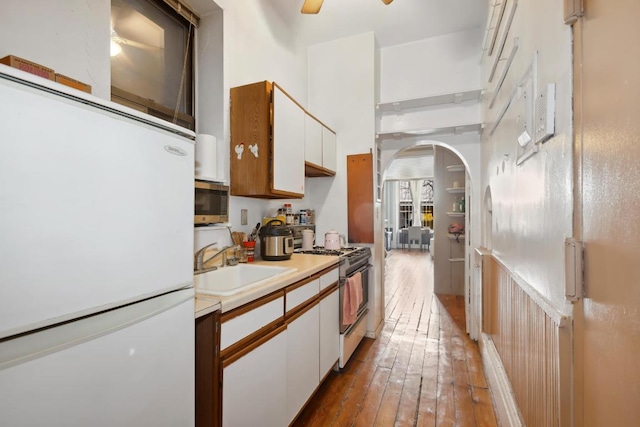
[398,180,434,228]
[110,0,198,130]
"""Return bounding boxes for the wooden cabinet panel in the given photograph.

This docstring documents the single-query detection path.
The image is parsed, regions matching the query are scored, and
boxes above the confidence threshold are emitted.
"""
[195,310,220,427]
[229,81,271,197]
[347,153,374,243]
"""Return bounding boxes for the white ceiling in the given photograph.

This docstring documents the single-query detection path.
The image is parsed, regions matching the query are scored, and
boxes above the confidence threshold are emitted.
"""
[385,145,434,180]
[385,155,434,181]
[269,0,488,48]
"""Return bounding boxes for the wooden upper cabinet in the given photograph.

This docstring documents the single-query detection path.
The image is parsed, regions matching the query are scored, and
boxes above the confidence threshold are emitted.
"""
[347,153,374,243]
[230,81,305,198]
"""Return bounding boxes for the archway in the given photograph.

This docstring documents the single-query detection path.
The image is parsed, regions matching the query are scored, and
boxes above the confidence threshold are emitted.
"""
[378,139,479,338]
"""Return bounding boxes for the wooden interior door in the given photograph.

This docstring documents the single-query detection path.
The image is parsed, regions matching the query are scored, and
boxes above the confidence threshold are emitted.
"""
[573,1,640,424]
[347,153,374,243]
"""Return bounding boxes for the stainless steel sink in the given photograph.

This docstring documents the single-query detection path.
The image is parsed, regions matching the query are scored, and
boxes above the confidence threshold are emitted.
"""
[194,264,297,296]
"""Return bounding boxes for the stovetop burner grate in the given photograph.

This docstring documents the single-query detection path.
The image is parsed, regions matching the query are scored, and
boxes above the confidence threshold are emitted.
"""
[296,247,343,256]
[295,246,369,257]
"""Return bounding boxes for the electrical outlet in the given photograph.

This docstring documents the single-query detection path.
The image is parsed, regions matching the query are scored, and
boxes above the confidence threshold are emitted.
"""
[240,209,248,225]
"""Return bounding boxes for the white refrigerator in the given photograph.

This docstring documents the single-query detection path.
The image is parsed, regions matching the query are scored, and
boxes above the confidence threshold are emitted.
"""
[0,65,196,426]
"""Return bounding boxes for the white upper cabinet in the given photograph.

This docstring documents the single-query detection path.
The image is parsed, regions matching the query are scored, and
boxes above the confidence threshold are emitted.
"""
[273,84,306,196]
[304,114,323,167]
[304,113,337,177]
[322,126,337,173]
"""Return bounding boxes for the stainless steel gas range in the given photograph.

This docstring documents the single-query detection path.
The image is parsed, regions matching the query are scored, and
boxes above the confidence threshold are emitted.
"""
[296,246,372,368]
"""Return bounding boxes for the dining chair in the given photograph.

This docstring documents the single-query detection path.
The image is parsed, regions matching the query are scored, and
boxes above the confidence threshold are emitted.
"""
[407,226,423,250]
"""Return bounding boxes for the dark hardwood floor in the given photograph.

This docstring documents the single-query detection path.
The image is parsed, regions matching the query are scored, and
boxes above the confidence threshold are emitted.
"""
[293,249,498,427]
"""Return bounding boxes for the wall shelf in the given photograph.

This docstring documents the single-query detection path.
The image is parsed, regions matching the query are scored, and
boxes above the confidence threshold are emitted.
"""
[447,212,465,217]
[446,165,465,172]
[376,122,482,141]
[446,187,465,194]
[376,89,483,113]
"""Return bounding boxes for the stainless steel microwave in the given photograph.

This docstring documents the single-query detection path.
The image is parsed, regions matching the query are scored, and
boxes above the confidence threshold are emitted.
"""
[195,180,229,225]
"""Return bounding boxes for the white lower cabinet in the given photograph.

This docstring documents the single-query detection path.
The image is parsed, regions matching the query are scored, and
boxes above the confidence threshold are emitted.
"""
[319,288,339,378]
[222,327,287,427]
[286,305,320,424]
[220,267,340,427]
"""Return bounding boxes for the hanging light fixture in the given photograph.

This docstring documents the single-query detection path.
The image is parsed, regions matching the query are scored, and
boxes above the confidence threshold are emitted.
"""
[301,0,323,14]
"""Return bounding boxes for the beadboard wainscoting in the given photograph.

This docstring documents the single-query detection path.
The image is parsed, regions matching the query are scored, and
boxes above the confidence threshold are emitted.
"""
[480,254,573,427]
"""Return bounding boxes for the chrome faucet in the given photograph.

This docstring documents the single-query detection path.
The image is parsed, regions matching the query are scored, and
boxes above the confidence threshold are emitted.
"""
[194,243,240,273]
[194,242,218,272]
[194,226,242,273]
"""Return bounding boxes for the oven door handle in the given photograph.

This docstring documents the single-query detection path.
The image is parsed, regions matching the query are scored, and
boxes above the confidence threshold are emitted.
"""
[353,263,372,275]
[340,263,372,285]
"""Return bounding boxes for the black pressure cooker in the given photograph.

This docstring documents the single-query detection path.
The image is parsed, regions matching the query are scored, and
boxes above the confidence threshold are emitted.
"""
[259,220,294,261]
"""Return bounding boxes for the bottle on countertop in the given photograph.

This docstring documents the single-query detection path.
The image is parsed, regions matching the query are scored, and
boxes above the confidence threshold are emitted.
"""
[284,203,293,225]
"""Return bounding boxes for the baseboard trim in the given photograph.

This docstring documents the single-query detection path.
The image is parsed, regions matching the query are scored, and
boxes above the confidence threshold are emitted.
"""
[366,319,384,339]
[480,333,523,427]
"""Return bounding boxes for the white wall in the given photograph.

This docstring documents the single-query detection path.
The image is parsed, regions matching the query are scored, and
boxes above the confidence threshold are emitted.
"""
[0,0,111,99]
[305,32,382,335]
[480,0,572,306]
[305,32,377,239]
[380,29,483,102]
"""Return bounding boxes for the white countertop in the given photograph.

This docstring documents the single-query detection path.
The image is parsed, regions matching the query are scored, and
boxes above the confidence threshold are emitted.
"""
[194,253,339,316]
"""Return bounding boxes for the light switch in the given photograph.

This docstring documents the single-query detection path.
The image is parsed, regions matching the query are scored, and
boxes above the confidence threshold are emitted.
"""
[241,209,248,225]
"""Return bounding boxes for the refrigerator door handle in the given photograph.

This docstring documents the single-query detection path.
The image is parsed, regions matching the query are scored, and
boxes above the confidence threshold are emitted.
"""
[0,288,193,371]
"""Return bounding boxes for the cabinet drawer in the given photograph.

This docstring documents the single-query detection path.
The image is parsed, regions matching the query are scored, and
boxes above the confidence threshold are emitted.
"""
[221,293,284,352]
[286,279,319,313]
[319,268,339,291]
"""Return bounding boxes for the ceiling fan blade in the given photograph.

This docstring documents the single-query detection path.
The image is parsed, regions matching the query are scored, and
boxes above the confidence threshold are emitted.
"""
[381,0,394,4]
[301,0,323,14]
